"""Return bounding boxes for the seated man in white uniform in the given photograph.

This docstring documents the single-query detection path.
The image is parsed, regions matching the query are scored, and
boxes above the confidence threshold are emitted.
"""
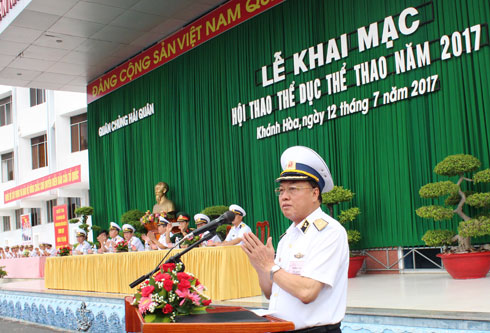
[194,213,221,246]
[45,243,57,256]
[122,224,145,252]
[107,222,124,252]
[148,216,172,250]
[241,146,349,332]
[73,229,93,255]
[220,204,251,246]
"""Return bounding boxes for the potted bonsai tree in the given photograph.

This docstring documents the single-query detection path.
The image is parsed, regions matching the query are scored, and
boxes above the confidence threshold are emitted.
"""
[201,205,231,241]
[68,206,100,234]
[322,186,363,278]
[416,154,490,279]
[69,206,100,250]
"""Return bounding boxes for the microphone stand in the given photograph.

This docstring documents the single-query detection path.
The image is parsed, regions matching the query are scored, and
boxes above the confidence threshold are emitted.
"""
[129,231,216,289]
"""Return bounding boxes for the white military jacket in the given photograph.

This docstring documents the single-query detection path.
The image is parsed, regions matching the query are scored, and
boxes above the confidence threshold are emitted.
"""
[269,207,349,329]
[224,222,252,245]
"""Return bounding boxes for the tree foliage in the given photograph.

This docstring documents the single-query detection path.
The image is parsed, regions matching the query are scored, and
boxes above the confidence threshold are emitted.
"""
[321,186,353,205]
[347,230,361,245]
[322,186,361,250]
[201,205,229,219]
[474,169,490,183]
[445,191,475,206]
[433,154,481,176]
[458,216,490,238]
[466,193,490,208]
[419,181,459,198]
[121,209,146,234]
[417,154,490,252]
[416,205,454,220]
[338,208,360,224]
[69,206,94,234]
[421,230,456,247]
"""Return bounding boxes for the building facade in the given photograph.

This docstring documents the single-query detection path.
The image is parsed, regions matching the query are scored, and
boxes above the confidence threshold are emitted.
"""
[0,85,89,248]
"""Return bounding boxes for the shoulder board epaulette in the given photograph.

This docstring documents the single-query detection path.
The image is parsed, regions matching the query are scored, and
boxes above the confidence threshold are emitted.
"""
[313,219,328,231]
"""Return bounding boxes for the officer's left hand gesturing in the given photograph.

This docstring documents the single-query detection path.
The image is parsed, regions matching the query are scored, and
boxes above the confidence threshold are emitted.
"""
[241,232,275,273]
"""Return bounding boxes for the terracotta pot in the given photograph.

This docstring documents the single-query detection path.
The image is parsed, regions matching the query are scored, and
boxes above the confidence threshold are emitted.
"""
[348,255,366,278]
[437,252,490,279]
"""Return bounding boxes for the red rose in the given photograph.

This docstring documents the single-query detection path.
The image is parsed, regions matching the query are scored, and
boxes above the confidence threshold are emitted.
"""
[177,272,191,280]
[195,279,200,286]
[163,279,174,292]
[202,299,211,306]
[163,304,173,314]
[141,285,155,297]
[178,279,191,291]
[162,273,171,281]
[161,263,176,272]
[154,272,165,282]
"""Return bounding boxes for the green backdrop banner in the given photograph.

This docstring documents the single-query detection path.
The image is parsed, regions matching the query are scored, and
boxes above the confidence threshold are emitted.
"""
[88,0,490,249]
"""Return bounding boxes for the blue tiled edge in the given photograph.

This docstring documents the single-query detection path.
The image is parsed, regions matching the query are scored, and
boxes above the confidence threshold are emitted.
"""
[0,290,125,333]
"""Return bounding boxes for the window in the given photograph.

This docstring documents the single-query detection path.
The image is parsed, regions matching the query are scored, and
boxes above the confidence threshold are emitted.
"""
[1,152,14,182]
[46,199,57,223]
[30,88,46,107]
[67,197,81,220]
[31,134,48,169]
[31,208,41,226]
[2,216,10,232]
[71,113,88,152]
[0,96,12,126]
[403,247,442,269]
[15,209,23,229]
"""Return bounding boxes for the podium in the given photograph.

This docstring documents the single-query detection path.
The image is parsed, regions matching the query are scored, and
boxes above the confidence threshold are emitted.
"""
[125,297,295,333]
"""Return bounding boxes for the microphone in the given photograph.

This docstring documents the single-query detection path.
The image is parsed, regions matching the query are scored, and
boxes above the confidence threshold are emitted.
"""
[186,211,235,238]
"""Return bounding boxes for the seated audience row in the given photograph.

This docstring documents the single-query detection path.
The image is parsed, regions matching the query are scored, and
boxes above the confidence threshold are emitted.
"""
[0,243,57,259]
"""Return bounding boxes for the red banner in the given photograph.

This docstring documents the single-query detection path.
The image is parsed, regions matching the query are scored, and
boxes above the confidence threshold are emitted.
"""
[4,165,81,204]
[87,0,284,103]
[53,204,69,249]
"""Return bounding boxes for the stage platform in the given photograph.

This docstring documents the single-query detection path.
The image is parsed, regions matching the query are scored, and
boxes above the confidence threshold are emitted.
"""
[1,273,489,332]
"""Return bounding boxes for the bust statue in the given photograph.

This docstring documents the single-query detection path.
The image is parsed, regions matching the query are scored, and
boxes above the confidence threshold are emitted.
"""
[152,182,176,214]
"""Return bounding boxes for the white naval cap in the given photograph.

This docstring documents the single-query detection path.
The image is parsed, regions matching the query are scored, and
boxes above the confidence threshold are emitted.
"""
[194,213,210,224]
[229,204,246,217]
[109,222,121,231]
[276,146,334,193]
[157,215,169,225]
[122,224,135,233]
[75,228,87,237]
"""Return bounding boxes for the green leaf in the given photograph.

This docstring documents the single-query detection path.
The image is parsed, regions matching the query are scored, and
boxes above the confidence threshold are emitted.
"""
[322,186,354,205]
[338,207,360,224]
[144,313,172,323]
[458,217,490,238]
[421,230,456,246]
[433,154,481,176]
[418,181,459,198]
[190,306,208,314]
[466,192,490,208]
[158,289,167,298]
[474,169,490,183]
[416,206,454,220]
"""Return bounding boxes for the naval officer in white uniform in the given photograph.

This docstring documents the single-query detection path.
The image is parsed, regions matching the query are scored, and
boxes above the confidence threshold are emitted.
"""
[241,146,349,332]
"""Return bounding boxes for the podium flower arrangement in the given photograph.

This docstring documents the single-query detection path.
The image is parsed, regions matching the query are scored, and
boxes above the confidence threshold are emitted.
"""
[140,210,160,226]
[58,246,71,256]
[132,262,212,323]
[115,240,129,253]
